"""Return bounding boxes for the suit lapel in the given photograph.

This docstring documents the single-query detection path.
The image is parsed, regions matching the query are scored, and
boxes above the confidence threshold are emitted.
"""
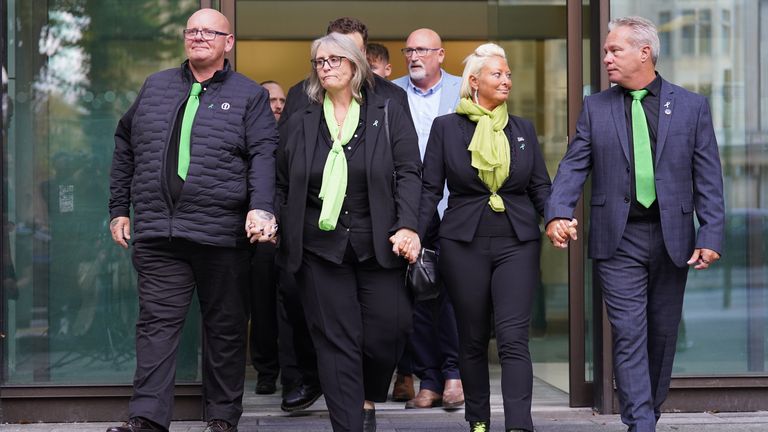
[655,79,676,164]
[610,86,630,163]
[303,105,322,176]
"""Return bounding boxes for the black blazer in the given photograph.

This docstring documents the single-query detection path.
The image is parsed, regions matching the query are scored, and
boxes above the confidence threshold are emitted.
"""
[418,113,551,242]
[276,91,421,273]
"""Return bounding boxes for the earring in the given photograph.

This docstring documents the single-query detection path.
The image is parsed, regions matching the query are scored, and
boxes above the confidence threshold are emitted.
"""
[473,88,479,104]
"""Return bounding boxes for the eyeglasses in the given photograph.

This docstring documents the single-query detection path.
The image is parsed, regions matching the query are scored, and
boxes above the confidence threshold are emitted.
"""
[311,56,348,70]
[183,28,230,41]
[400,47,441,58]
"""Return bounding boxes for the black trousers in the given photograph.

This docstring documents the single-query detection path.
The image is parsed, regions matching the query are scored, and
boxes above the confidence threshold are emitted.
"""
[249,243,279,383]
[595,219,688,432]
[410,283,461,392]
[297,250,411,432]
[276,269,319,389]
[440,236,539,432]
[129,239,250,429]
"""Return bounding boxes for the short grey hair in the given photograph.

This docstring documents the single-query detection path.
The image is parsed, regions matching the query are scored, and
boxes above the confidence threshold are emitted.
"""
[305,32,374,105]
[609,16,660,65]
[459,43,507,99]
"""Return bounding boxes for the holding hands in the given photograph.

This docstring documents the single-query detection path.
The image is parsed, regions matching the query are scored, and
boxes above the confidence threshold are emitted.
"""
[389,228,421,264]
[545,218,579,248]
[246,209,279,243]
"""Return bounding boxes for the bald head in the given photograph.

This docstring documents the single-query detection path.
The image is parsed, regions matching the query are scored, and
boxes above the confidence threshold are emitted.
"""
[407,28,442,48]
[187,8,231,33]
[403,28,445,91]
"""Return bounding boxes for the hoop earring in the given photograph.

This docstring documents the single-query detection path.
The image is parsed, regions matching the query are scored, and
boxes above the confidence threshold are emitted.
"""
[473,88,479,104]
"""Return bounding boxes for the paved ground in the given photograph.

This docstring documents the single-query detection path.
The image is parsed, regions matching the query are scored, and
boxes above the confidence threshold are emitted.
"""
[2,366,766,431]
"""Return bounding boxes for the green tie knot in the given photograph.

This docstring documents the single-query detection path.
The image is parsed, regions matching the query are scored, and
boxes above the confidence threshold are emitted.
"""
[190,82,202,97]
[630,89,648,101]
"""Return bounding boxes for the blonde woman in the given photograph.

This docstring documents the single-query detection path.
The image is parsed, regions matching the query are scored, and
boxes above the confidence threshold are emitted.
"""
[418,43,551,432]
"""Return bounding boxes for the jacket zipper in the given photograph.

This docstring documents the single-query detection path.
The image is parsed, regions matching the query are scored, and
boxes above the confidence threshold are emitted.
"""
[163,95,188,241]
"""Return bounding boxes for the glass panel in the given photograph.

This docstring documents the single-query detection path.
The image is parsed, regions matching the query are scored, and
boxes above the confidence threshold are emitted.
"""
[494,1,570,394]
[3,0,201,385]
[581,0,594,385]
[235,0,571,393]
[611,0,768,376]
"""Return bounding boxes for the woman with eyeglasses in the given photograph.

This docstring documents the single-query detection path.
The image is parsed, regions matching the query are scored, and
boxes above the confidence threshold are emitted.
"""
[417,43,552,432]
[275,32,421,432]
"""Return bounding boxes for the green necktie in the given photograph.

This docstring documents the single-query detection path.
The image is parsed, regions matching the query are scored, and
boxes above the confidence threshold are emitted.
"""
[630,89,656,207]
[178,82,202,180]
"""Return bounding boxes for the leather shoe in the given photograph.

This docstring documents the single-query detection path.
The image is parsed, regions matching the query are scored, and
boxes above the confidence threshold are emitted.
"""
[363,408,376,432]
[106,417,165,432]
[203,419,237,432]
[404,388,442,409]
[442,378,465,409]
[391,373,415,401]
[255,379,277,395]
[281,382,322,412]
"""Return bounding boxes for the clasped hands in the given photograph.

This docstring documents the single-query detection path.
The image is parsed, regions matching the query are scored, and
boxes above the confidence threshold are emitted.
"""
[545,218,579,248]
[389,228,421,264]
[246,209,279,244]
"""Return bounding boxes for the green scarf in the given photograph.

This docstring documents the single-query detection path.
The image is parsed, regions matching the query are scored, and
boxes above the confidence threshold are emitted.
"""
[318,93,360,231]
[455,97,510,212]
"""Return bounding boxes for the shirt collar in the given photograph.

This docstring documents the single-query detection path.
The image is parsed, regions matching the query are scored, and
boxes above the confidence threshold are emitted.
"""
[407,70,444,97]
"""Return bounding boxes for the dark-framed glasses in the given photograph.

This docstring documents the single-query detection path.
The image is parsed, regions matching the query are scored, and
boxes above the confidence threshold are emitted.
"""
[311,56,347,70]
[183,28,230,41]
[401,47,441,58]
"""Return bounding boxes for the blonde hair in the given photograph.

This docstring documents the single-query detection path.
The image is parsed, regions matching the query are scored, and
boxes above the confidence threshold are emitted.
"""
[305,33,374,104]
[459,43,507,99]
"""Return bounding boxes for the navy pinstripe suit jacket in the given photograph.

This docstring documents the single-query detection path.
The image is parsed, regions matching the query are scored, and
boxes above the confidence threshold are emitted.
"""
[545,77,725,267]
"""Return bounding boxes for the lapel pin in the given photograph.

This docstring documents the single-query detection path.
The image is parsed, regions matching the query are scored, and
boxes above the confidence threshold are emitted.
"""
[664,109,672,115]
[208,103,214,109]
[517,136,525,142]
[373,120,379,127]
[664,101,670,108]
[520,143,526,150]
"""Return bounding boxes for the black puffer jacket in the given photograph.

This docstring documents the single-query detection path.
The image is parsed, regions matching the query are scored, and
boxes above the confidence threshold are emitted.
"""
[109,61,278,247]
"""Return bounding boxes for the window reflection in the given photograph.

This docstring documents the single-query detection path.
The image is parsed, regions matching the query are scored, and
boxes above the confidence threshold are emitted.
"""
[3,0,201,385]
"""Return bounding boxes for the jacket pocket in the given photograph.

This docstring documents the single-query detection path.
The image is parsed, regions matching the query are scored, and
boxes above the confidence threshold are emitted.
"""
[591,194,606,206]
[681,200,694,214]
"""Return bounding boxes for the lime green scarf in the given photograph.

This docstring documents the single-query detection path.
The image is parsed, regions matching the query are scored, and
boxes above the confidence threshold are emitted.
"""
[455,97,510,212]
[318,93,360,231]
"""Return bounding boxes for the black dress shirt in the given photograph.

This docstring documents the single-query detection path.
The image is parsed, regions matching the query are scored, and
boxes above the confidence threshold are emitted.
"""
[622,73,661,220]
[303,107,375,264]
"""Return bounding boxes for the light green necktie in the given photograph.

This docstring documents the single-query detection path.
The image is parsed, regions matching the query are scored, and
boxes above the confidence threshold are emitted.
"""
[630,89,656,207]
[178,82,202,180]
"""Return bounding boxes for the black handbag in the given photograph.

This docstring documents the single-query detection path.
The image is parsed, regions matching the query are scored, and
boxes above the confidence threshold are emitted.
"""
[406,248,441,302]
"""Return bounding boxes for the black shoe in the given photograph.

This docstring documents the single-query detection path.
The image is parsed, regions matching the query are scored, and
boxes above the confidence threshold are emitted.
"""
[363,408,376,432]
[280,382,322,412]
[203,419,237,432]
[106,417,165,432]
[255,379,277,395]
